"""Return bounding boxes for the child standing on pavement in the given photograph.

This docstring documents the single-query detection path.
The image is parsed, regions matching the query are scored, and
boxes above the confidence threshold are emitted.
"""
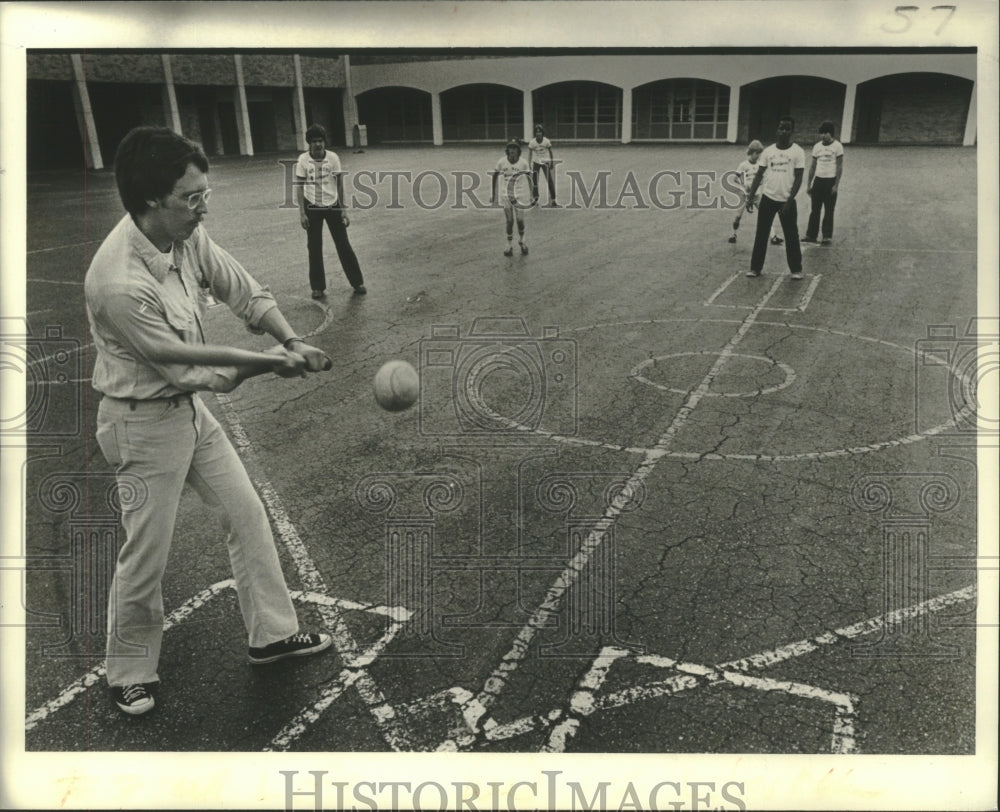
[729,140,781,245]
[528,124,558,207]
[803,120,844,245]
[491,139,531,256]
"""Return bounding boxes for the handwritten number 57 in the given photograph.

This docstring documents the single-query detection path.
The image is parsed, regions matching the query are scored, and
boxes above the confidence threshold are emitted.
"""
[882,5,957,35]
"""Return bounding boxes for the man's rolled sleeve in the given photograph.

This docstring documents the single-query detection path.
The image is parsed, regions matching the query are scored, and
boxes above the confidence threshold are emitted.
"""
[191,227,279,331]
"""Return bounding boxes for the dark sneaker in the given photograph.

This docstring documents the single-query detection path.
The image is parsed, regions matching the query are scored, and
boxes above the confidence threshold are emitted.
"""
[745,269,761,277]
[311,290,325,299]
[770,235,784,245]
[353,285,367,295]
[821,238,832,246]
[503,246,514,257]
[112,683,155,715]
[728,234,737,243]
[520,243,529,255]
[248,632,332,665]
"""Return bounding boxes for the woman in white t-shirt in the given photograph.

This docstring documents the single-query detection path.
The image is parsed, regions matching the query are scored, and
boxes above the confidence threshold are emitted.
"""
[527,125,558,207]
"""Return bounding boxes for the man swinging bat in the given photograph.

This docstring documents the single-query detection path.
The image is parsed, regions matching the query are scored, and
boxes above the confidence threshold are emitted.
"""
[85,126,334,716]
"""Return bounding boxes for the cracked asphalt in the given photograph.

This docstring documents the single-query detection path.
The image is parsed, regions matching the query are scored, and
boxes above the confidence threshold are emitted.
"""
[20,144,982,768]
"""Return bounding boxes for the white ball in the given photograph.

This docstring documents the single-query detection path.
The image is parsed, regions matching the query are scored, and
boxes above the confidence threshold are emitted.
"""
[373,360,419,412]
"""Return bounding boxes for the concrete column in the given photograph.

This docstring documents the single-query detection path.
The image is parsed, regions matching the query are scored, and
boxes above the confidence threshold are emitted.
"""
[69,54,102,170]
[963,81,976,146]
[840,82,857,145]
[522,90,533,142]
[341,54,360,147]
[161,54,182,133]
[292,54,308,149]
[727,82,741,143]
[431,92,443,146]
[620,87,632,144]
[233,54,253,156]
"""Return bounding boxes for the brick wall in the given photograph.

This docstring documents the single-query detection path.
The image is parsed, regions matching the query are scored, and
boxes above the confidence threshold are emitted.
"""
[877,76,971,144]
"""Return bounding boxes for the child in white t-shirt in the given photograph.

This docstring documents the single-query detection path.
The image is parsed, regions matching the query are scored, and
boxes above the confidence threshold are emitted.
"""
[728,140,780,245]
[803,120,844,245]
[491,140,531,256]
[528,124,558,207]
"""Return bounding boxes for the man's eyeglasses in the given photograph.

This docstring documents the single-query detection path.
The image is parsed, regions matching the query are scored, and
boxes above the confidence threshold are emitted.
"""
[178,189,212,210]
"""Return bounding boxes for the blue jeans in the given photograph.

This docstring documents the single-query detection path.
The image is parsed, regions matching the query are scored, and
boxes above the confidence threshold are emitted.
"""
[96,394,299,686]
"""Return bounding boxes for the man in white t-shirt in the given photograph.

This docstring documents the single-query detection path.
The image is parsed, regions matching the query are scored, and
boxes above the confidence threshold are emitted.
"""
[803,120,844,245]
[491,140,531,256]
[745,116,806,279]
[295,124,366,298]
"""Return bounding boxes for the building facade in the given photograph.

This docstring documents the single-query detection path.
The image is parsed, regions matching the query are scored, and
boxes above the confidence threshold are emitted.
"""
[26,50,976,170]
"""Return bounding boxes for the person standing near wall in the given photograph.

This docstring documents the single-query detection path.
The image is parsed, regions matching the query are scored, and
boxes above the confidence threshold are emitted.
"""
[745,115,805,279]
[527,124,558,207]
[803,120,844,245]
[296,124,367,299]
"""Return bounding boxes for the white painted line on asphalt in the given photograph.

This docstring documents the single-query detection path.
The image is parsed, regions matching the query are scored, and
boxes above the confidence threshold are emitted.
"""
[508,318,968,461]
[266,616,411,751]
[26,240,103,255]
[704,272,740,305]
[717,671,859,754]
[797,273,823,311]
[723,583,977,672]
[542,646,629,753]
[290,589,412,622]
[216,393,412,751]
[25,579,233,731]
[442,278,787,748]
[422,571,974,752]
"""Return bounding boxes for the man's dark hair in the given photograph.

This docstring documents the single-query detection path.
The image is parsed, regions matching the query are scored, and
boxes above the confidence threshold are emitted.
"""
[779,115,796,130]
[305,124,328,143]
[819,120,836,135]
[114,126,209,216]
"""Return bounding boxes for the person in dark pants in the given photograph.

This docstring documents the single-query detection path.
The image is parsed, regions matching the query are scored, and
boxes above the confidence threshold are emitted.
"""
[527,124,558,206]
[745,116,806,280]
[803,120,844,245]
[295,124,366,298]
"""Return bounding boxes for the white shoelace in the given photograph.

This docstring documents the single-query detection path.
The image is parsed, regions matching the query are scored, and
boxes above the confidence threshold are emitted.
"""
[121,685,148,703]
